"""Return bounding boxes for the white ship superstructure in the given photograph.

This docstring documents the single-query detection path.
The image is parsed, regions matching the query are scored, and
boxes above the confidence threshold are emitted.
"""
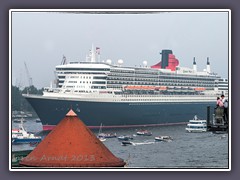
[216,78,228,97]
[45,48,222,100]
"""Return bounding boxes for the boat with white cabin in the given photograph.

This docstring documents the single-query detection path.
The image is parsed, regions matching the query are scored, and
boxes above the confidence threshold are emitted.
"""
[155,136,173,142]
[136,129,152,136]
[185,115,207,132]
[12,120,42,144]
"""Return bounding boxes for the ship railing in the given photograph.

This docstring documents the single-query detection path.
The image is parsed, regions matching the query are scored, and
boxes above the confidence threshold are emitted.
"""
[120,93,215,98]
[43,87,61,93]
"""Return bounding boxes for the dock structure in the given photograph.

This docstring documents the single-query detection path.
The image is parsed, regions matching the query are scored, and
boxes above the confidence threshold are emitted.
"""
[206,106,228,132]
[19,109,125,167]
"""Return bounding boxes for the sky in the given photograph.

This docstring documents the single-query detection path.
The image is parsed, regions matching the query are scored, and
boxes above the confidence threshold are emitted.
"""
[11,10,229,89]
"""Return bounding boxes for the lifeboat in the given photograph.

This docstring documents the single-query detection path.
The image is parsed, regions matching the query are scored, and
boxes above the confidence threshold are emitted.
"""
[194,87,206,91]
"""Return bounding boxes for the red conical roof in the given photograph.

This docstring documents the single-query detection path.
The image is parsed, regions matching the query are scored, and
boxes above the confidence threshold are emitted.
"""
[20,109,125,167]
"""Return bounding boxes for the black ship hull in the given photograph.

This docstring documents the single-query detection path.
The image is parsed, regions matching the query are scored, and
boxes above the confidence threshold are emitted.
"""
[24,95,215,129]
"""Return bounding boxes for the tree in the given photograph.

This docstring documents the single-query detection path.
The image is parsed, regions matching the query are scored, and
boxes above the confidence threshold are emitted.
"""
[11,85,43,112]
[11,85,22,111]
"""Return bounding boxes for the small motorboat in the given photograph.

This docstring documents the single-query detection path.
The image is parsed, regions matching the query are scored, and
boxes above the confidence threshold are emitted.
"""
[98,137,106,142]
[136,130,152,136]
[155,136,173,142]
[121,141,133,146]
[13,118,26,123]
[185,115,207,133]
[117,135,133,141]
[35,119,41,123]
[97,123,117,138]
[98,133,117,138]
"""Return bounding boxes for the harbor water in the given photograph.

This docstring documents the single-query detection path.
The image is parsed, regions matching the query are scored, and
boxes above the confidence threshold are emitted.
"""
[11,118,229,169]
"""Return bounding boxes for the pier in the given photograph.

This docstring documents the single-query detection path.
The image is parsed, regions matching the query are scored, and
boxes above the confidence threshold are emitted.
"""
[206,106,228,132]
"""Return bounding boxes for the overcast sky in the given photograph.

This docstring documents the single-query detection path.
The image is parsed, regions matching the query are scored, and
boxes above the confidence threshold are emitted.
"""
[11,10,229,89]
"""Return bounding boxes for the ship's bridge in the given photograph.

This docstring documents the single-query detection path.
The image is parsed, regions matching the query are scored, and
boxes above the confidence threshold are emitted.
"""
[55,62,111,91]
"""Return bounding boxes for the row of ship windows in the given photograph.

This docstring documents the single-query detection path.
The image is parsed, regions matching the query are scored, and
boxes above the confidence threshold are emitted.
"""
[58,71,217,82]
[107,77,215,83]
[56,68,110,71]
[57,70,216,80]
[110,69,179,75]
[108,73,216,81]
[60,81,106,84]
[61,81,216,87]
[61,80,214,87]
[218,79,228,82]
[62,86,106,89]
[63,78,215,85]
[110,71,158,76]
[110,70,135,73]
[106,85,215,89]
[218,84,228,87]
[57,72,106,75]
[112,98,206,102]
[60,76,216,83]
[60,80,217,86]
[106,81,215,86]
[65,90,97,93]
[59,76,106,80]
[57,68,217,79]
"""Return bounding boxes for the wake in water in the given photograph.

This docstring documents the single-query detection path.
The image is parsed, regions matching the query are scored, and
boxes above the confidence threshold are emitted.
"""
[132,141,156,146]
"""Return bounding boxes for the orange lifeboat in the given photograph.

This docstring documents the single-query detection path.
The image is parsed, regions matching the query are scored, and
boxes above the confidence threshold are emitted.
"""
[159,86,167,90]
[194,87,206,91]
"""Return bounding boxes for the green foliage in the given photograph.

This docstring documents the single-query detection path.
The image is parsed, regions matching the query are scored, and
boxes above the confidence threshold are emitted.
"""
[11,85,43,112]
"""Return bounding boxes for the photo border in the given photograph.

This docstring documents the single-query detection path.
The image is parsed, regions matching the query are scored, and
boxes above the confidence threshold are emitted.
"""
[4,6,234,176]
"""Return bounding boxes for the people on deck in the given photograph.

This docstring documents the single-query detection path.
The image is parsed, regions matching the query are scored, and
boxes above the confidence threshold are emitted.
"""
[216,97,223,107]
[221,95,228,124]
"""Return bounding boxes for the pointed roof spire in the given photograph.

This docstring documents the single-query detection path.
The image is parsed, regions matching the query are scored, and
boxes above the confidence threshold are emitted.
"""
[20,109,125,167]
[66,109,77,117]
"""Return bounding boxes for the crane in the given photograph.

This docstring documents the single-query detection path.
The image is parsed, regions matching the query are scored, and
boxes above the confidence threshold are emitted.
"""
[24,61,33,87]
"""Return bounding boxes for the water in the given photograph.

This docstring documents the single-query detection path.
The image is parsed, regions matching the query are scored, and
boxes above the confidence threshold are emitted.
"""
[11,119,229,169]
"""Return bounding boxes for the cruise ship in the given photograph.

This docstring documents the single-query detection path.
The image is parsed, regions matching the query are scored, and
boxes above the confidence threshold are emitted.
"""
[23,46,228,130]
